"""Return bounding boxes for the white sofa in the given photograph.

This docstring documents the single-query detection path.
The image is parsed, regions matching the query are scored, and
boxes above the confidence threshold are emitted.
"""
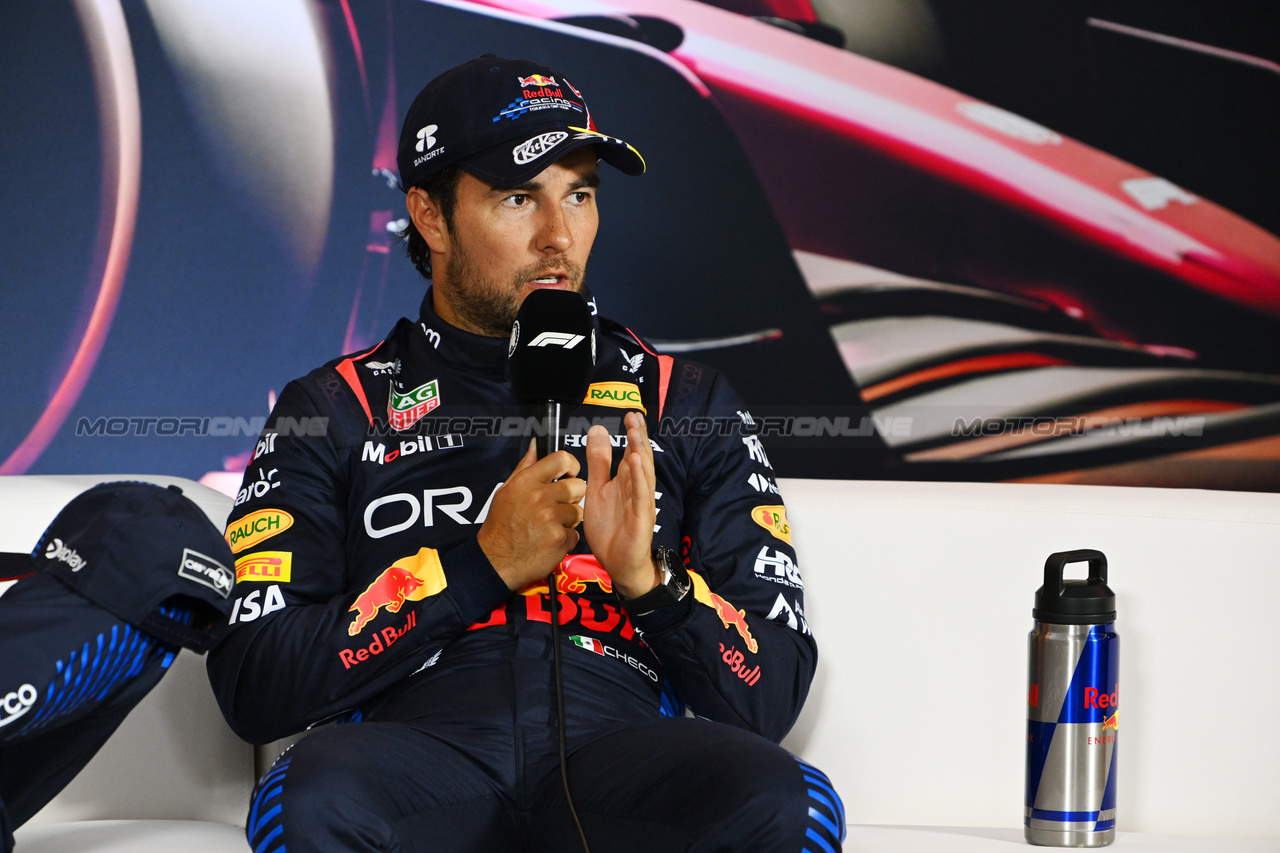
[4,474,1278,851]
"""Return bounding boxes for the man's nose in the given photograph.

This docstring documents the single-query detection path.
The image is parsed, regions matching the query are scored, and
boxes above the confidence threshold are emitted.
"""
[536,206,572,254]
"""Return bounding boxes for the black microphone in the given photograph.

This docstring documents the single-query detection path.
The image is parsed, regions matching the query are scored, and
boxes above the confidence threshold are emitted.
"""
[508,289,597,457]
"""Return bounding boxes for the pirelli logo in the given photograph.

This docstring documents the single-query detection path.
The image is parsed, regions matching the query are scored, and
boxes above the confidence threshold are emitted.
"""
[583,381,645,413]
[235,551,292,583]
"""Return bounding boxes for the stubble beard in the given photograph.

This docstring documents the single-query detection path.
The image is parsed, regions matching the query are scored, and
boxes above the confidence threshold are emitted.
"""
[440,239,587,337]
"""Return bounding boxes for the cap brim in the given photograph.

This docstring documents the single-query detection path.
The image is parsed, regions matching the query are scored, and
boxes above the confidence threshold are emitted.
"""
[461,126,645,185]
[0,551,38,578]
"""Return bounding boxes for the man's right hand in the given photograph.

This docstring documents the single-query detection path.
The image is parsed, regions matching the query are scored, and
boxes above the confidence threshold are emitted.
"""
[477,440,585,590]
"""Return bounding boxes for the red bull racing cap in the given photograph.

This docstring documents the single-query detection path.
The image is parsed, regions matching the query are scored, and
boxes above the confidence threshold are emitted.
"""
[397,55,645,188]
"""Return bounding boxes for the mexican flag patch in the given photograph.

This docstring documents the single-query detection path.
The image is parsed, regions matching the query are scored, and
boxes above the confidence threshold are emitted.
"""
[570,635,604,655]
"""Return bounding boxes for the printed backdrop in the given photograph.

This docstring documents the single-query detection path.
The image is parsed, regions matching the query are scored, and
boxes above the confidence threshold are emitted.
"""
[2,0,1278,492]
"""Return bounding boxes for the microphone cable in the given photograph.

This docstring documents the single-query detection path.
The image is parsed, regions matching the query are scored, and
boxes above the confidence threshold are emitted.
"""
[548,568,592,853]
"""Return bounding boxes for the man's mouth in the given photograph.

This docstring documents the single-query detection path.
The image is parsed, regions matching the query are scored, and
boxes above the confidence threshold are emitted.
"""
[530,274,566,286]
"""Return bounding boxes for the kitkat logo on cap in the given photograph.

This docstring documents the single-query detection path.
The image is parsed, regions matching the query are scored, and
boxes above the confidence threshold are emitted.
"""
[513,131,568,165]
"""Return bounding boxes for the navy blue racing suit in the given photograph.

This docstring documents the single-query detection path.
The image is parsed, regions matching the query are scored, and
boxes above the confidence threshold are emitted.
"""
[0,568,182,853]
[1,477,234,853]
[207,290,845,852]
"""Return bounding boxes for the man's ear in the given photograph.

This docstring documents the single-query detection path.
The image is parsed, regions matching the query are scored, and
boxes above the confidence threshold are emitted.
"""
[406,187,448,253]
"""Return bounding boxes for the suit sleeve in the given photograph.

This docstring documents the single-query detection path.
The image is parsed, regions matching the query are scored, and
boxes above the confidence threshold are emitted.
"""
[633,368,817,743]
[205,377,510,744]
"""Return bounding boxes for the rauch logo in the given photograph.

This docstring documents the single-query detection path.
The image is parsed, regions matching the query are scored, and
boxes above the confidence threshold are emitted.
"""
[226,509,293,554]
[583,382,645,414]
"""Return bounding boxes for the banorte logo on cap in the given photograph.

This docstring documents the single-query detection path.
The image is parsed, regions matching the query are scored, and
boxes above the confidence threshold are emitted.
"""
[413,124,445,167]
[415,124,438,152]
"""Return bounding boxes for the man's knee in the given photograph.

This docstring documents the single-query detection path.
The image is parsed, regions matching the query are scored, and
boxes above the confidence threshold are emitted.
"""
[661,724,846,852]
[246,740,382,852]
[723,753,845,852]
[790,758,845,853]
[246,751,295,853]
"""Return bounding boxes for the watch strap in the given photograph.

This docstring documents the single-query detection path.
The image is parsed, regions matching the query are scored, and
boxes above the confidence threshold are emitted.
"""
[618,547,689,616]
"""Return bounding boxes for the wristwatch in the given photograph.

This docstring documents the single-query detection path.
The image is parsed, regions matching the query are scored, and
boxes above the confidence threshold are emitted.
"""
[617,547,691,616]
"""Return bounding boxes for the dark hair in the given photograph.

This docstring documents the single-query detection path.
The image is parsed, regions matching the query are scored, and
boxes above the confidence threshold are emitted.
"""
[399,165,463,281]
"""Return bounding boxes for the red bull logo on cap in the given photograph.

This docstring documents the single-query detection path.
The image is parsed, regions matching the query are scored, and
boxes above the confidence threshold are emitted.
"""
[688,570,758,653]
[349,547,447,635]
[518,74,557,87]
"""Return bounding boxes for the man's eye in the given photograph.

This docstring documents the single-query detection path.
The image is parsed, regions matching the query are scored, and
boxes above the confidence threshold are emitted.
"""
[571,192,592,204]
[505,194,528,206]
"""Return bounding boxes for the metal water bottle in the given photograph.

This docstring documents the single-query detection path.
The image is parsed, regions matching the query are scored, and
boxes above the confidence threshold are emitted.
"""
[1025,549,1118,847]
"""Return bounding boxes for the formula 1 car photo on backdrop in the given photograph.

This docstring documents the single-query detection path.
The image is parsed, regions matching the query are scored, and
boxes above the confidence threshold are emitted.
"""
[2,0,1278,491]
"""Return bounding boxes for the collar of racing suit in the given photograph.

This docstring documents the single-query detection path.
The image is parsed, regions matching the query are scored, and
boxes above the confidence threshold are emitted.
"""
[416,286,602,377]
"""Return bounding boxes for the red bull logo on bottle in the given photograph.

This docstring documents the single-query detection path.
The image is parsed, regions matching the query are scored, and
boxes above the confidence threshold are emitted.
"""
[1084,684,1118,709]
[349,547,446,636]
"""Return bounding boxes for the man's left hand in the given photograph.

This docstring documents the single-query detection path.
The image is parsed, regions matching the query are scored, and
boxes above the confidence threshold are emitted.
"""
[583,411,658,598]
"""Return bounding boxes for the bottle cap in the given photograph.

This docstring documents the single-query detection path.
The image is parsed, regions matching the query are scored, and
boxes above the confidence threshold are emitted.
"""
[1033,549,1116,625]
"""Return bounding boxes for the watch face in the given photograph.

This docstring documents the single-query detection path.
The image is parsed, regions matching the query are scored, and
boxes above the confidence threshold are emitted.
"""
[658,547,690,594]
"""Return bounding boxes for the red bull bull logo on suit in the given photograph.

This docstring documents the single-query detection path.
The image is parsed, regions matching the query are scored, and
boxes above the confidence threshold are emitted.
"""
[688,570,758,653]
[349,547,447,635]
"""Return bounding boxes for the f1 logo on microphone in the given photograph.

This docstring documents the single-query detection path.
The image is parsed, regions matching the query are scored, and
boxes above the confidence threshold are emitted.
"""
[527,332,584,349]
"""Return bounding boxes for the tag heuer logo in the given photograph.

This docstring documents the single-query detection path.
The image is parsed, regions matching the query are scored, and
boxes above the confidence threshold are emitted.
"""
[388,379,441,430]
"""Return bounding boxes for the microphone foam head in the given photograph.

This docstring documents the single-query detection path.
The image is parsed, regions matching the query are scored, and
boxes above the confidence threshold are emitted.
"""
[508,289,596,404]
